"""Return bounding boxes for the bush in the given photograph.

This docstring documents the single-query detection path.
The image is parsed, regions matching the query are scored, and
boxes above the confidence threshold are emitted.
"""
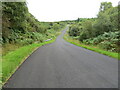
[69,25,80,37]
[79,32,88,42]
[99,41,112,50]
[82,31,119,52]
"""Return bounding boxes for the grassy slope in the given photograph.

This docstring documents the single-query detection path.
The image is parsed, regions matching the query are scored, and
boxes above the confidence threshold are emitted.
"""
[2,39,55,85]
[64,33,119,60]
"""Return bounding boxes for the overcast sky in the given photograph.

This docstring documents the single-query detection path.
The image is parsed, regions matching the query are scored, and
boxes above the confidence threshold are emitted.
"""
[26,0,119,22]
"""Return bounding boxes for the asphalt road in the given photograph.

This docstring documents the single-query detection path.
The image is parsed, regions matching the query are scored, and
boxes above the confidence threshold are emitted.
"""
[4,26,118,88]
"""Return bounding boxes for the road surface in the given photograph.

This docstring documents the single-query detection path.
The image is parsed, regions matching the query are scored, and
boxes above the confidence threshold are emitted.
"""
[3,26,118,88]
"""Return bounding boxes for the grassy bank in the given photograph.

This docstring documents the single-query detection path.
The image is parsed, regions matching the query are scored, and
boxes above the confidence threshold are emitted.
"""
[64,33,119,60]
[2,39,55,85]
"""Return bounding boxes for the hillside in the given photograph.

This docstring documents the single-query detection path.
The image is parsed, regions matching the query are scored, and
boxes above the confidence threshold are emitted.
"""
[2,2,66,55]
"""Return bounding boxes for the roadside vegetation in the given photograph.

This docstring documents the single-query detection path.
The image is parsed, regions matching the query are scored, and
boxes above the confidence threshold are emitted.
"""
[2,2,66,55]
[64,33,118,59]
[2,40,55,84]
[1,2,66,84]
[1,1,119,86]
[65,2,120,60]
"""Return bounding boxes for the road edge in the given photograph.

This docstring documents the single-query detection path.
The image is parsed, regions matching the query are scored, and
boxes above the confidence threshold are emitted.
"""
[63,33,119,60]
[2,40,55,87]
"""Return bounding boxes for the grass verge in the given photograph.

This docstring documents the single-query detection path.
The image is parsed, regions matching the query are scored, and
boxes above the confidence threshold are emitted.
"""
[64,33,119,60]
[2,39,55,85]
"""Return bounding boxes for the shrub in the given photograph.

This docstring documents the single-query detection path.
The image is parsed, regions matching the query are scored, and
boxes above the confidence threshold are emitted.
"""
[99,41,112,50]
[69,25,80,37]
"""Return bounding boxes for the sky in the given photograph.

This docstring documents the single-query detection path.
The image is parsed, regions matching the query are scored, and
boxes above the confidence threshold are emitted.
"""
[26,0,119,22]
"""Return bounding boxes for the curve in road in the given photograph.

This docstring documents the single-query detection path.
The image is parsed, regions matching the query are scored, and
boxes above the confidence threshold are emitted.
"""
[3,26,118,88]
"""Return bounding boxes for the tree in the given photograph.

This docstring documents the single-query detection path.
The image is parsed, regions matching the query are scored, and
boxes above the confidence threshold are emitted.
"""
[76,18,80,22]
[99,2,112,12]
[69,25,80,36]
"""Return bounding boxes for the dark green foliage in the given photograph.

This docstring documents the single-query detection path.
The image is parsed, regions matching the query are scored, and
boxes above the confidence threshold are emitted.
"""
[2,2,65,44]
[68,2,119,52]
[2,2,66,55]
[79,20,93,41]
[69,25,80,36]
[99,2,112,12]
[83,31,120,52]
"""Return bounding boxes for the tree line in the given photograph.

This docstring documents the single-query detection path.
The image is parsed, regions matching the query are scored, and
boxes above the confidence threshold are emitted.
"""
[2,2,66,55]
[68,2,120,52]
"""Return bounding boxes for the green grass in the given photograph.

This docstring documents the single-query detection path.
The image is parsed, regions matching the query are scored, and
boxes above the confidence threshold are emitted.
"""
[64,33,119,60]
[2,39,55,85]
[1,26,66,86]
